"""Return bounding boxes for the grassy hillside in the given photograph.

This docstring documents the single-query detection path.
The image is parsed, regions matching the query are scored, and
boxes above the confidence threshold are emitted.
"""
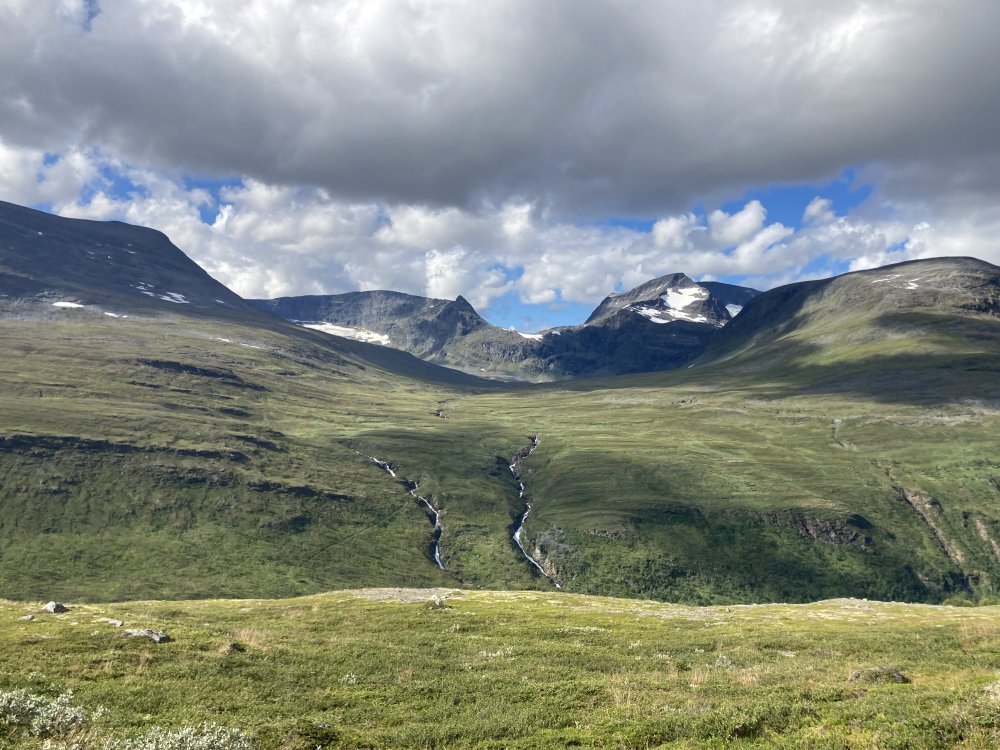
[2,590,999,749]
[354,259,1000,604]
[0,311,536,601]
[2,203,998,606]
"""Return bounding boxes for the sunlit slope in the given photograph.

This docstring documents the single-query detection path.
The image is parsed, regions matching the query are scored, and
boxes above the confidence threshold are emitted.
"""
[699,256,1000,393]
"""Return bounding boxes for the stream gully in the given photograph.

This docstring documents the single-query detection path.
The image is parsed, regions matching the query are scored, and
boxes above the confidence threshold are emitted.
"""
[365,454,445,570]
[510,435,561,588]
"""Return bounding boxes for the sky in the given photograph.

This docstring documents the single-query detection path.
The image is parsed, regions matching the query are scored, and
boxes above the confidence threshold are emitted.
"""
[2,1,999,331]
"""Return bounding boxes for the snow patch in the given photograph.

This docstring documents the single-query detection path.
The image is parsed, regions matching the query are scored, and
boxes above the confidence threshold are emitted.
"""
[634,306,672,324]
[103,312,128,318]
[635,305,708,324]
[871,274,902,284]
[726,304,743,318]
[298,321,390,346]
[52,301,84,309]
[661,286,708,310]
[132,283,189,304]
[516,331,544,340]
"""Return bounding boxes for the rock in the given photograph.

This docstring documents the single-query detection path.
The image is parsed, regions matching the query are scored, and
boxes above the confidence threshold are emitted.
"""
[849,666,910,684]
[41,601,68,613]
[984,681,1000,701]
[124,628,171,644]
[19,614,35,622]
[218,641,245,654]
[106,619,124,627]
[429,595,449,609]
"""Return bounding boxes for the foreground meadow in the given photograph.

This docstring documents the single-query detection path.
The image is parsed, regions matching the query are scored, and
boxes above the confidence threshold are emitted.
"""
[2,589,998,748]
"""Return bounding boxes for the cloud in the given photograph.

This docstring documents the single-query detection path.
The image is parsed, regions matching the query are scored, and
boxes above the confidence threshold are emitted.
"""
[2,3,1000,327]
[708,201,767,247]
[4,135,993,323]
[1,1,999,218]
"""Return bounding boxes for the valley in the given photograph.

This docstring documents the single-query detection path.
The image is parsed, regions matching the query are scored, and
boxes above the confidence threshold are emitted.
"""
[1,202,999,747]
[1,202,999,606]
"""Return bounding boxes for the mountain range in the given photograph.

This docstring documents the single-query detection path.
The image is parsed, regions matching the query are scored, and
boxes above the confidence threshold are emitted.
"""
[2,199,999,606]
[252,275,760,379]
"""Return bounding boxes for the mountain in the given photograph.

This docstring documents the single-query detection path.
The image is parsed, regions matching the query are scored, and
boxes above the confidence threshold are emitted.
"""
[252,290,492,354]
[0,202,506,601]
[699,256,1000,385]
[0,199,253,317]
[253,273,760,379]
[585,272,732,325]
[2,200,999,608]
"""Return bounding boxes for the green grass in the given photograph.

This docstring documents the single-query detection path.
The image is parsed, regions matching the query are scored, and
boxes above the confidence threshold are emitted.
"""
[2,257,999,605]
[2,590,999,748]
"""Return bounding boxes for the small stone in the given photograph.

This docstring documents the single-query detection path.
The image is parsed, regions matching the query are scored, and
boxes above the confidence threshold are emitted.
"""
[106,619,124,627]
[41,601,68,613]
[19,614,35,622]
[123,628,171,644]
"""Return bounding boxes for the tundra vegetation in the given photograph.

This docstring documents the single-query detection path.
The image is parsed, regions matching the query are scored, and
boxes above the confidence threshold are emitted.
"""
[2,591,999,749]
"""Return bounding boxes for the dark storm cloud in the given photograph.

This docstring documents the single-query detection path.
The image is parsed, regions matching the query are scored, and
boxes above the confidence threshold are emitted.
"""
[2,0,1000,217]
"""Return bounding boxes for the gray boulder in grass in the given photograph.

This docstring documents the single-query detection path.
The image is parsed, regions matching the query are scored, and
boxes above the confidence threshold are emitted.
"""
[124,628,171,644]
[41,601,68,613]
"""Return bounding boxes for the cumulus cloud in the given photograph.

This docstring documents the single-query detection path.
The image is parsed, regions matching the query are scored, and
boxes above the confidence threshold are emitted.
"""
[1,1,999,217]
[2,3,1000,327]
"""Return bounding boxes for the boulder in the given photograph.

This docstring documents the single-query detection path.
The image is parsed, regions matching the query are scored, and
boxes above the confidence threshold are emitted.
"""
[41,601,68,613]
[124,628,171,644]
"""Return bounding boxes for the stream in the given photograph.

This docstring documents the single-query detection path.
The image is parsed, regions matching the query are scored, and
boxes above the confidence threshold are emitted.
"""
[409,481,445,570]
[364,453,445,570]
[509,435,561,588]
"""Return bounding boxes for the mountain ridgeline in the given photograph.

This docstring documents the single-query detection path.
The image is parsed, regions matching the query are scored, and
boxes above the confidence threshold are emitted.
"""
[253,274,760,379]
[2,199,1000,607]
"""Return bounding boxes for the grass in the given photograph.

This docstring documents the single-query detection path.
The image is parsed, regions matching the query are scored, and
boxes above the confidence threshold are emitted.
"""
[2,590,999,748]
[1,258,999,604]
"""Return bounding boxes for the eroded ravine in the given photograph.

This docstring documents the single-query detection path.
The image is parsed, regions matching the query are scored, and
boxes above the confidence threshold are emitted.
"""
[409,480,444,569]
[360,452,446,570]
[509,434,561,588]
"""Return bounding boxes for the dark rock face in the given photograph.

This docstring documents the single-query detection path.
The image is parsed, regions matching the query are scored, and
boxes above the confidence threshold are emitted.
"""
[254,274,760,380]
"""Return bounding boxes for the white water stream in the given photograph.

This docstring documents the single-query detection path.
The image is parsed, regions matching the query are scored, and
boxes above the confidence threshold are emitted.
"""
[409,481,445,570]
[509,435,561,588]
[363,453,445,570]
